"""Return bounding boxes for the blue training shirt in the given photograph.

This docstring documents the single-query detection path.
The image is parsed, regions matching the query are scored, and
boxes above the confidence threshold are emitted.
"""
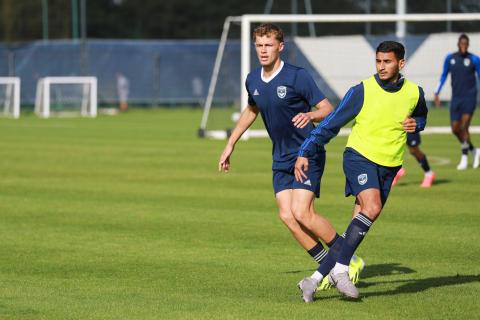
[246,61,326,170]
[298,74,428,158]
[435,52,480,98]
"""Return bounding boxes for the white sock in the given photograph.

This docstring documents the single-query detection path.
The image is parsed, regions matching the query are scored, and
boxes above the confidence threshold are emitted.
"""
[332,262,349,275]
[425,170,433,176]
[311,271,323,284]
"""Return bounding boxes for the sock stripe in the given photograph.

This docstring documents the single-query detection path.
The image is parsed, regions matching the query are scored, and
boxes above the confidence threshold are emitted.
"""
[313,249,328,262]
[355,214,372,227]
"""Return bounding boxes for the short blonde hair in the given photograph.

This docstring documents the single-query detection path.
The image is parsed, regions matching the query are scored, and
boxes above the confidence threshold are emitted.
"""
[252,23,284,43]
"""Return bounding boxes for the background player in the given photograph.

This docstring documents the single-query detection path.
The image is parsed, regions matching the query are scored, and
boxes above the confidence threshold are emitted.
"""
[218,23,363,286]
[434,33,480,170]
[295,41,427,301]
[392,132,436,188]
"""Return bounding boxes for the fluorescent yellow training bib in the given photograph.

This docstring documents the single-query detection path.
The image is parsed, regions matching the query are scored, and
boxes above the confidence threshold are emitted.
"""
[346,76,420,167]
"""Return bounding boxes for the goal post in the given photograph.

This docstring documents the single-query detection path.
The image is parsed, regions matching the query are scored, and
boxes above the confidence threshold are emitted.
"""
[0,77,20,119]
[200,13,480,139]
[34,76,97,118]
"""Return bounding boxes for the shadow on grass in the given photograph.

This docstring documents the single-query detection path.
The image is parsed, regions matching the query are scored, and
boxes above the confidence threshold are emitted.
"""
[284,262,416,277]
[316,274,480,302]
[361,274,480,298]
[283,269,316,274]
[360,263,416,279]
[291,263,479,301]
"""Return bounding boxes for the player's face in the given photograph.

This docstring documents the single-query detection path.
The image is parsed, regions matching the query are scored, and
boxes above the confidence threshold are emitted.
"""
[375,51,405,82]
[458,38,469,54]
[254,34,284,68]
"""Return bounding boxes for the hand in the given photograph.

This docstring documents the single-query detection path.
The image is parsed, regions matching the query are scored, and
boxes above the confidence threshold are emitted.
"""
[294,156,309,182]
[434,94,440,108]
[402,116,417,133]
[219,144,234,172]
[292,112,312,128]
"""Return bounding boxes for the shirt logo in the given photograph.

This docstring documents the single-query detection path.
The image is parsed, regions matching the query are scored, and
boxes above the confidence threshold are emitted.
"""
[450,58,456,65]
[303,179,312,186]
[464,58,471,67]
[277,86,287,99]
[253,89,260,96]
[358,174,368,185]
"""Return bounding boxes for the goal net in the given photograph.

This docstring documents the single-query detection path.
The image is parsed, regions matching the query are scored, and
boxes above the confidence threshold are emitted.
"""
[0,77,20,119]
[200,13,480,139]
[35,77,97,118]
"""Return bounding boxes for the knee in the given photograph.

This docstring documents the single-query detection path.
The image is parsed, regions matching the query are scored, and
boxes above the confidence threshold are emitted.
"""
[451,126,462,136]
[291,206,312,225]
[278,210,298,228]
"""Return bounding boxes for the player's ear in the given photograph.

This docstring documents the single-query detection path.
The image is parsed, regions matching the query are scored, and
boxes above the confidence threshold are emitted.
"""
[279,41,285,52]
[398,58,406,70]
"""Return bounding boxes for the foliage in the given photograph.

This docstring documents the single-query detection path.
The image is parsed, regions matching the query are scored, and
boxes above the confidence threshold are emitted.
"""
[1,0,480,42]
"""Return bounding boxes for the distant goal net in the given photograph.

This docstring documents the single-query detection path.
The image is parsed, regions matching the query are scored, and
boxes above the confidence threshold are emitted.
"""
[200,13,480,139]
[35,77,97,118]
[0,77,20,119]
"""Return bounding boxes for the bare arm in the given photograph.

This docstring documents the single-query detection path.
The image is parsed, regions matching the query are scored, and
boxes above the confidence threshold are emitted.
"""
[218,104,259,172]
[291,98,334,128]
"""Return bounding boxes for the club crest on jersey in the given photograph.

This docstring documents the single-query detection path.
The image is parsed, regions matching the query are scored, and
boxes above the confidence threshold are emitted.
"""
[450,58,456,65]
[357,174,368,185]
[277,86,287,99]
[464,58,471,67]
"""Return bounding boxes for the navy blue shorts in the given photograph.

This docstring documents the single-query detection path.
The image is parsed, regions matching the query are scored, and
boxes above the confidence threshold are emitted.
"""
[450,96,476,121]
[272,152,325,198]
[343,148,401,205]
[406,132,421,147]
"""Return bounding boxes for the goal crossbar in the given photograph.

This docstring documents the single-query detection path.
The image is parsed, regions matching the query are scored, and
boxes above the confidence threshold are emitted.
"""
[240,13,480,23]
[201,13,480,139]
[34,76,97,118]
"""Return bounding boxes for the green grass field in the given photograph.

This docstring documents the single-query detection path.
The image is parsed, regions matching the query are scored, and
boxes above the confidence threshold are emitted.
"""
[0,107,479,319]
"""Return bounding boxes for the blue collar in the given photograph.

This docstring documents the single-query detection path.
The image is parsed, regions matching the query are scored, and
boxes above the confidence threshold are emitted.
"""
[374,73,404,92]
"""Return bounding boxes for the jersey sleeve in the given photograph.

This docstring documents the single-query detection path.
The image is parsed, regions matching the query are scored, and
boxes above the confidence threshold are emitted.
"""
[298,83,364,158]
[472,54,480,80]
[294,68,326,106]
[434,54,452,95]
[245,77,256,106]
[411,86,428,132]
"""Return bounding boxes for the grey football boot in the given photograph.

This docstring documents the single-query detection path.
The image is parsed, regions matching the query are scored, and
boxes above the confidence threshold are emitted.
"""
[297,277,318,302]
[328,272,360,299]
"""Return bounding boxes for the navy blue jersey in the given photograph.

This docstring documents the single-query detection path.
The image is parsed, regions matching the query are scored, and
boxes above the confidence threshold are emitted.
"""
[435,52,480,98]
[246,61,326,169]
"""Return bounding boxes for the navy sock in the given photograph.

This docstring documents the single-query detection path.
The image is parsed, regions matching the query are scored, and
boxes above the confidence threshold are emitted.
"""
[317,234,344,276]
[462,142,469,155]
[418,155,431,172]
[469,142,475,152]
[307,242,327,264]
[337,213,373,266]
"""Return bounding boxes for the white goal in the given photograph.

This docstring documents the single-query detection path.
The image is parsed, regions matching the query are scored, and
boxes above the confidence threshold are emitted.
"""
[0,77,20,119]
[200,13,480,139]
[35,77,97,118]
